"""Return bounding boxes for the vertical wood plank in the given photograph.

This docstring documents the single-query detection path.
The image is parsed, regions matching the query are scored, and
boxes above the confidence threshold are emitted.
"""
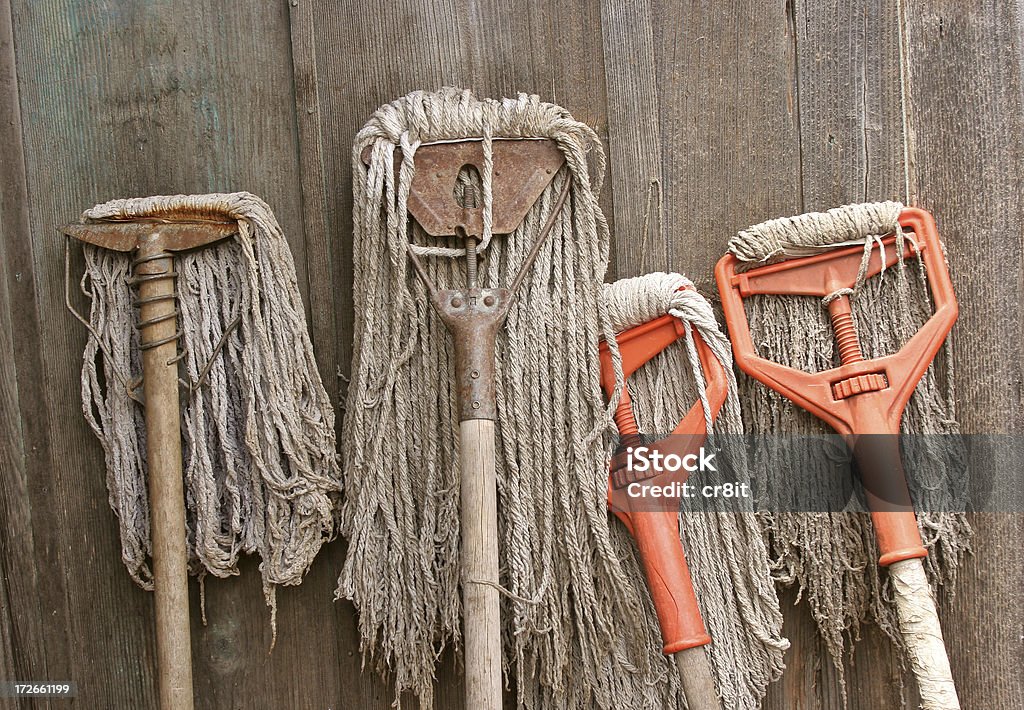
[288,0,338,394]
[302,0,611,705]
[795,0,909,207]
[600,0,803,289]
[599,0,667,274]
[0,3,63,709]
[905,2,1024,708]
[8,1,325,707]
[600,2,809,707]
[789,2,911,706]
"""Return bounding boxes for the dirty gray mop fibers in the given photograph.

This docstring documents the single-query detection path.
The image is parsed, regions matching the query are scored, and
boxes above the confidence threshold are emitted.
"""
[74,192,339,612]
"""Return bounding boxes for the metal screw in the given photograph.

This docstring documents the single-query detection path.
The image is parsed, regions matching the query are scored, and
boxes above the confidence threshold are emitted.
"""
[465,237,478,287]
[545,168,552,174]
[472,401,481,409]
[471,370,480,379]
[483,295,495,307]
[451,297,463,308]
[436,172,443,178]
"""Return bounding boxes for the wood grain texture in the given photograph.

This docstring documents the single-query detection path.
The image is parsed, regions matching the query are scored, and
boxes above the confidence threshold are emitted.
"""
[288,0,338,393]
[458,420,502,710]
[904,2,1024,707]
[787,2,916,707]
[0,0,1020,708]
[1,3,62,709]
[6,0,322,707]
[135,243,194,710]
[600,0,803,290]
[794,0,909,207]
[305,2,610,704]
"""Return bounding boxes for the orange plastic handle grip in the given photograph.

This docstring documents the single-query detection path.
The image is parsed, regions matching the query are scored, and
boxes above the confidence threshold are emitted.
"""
[599,308,728,653]
[715,208,958,566]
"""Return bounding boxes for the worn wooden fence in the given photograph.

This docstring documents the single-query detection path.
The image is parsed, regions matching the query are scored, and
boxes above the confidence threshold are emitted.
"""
[2,1,1021,708]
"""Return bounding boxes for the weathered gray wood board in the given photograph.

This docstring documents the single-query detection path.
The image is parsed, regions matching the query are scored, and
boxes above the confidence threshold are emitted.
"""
[1,1,1020,708]
[906,4,1024,709]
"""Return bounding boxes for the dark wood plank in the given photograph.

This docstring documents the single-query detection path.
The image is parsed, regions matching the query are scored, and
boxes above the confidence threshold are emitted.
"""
[905,3,1024,708]
[600,0,803,290]
[0,3,64,708]
[766,588,914,710]
[599,0,667,275]
[795,0,908,207]
[599,3,840,705]
[288,0,338,394]
[599,2,808,707]
[598,6,804,704]
[8,1,324,707]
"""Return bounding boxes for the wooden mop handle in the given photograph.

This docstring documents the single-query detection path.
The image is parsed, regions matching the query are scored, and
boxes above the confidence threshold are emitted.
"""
[459,419,502,709]
[134,234,195,710]
[675,647,720,710]
[64,219,235,710]
[421,279,509,710]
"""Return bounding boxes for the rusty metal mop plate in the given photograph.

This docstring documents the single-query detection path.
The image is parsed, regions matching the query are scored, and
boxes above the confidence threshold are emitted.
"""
[62,220,237,252]
[361,139,565,238]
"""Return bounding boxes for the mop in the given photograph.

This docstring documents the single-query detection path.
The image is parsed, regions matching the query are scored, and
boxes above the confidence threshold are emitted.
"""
[716,202,971,707]
[64,193,339,707]
[601,272,789,710]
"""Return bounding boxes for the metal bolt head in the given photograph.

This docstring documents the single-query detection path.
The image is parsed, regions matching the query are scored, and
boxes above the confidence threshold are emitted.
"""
[470,370,480,379]
[483,295,495,307]
[451,297,463,308]
[472,401,481,409]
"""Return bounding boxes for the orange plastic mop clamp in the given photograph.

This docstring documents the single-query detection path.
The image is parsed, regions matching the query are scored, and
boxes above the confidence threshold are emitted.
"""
[715,207,958,566]
[598,292,728,655]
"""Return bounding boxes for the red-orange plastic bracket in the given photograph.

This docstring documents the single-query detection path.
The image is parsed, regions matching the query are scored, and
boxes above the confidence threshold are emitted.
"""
[598,298,728,655]
[715,207,958,566]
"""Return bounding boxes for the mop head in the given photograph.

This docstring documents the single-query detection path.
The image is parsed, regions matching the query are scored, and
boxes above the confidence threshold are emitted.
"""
[730,202,971,679]
[341,87,690,708]
[75,192,339,618]
[603,272,789,710]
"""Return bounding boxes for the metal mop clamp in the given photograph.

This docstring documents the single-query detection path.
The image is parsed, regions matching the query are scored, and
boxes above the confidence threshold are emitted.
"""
[62,218,237,710]
[716,207,962,708]
[374,138,569,709]
[598,299,728,710]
